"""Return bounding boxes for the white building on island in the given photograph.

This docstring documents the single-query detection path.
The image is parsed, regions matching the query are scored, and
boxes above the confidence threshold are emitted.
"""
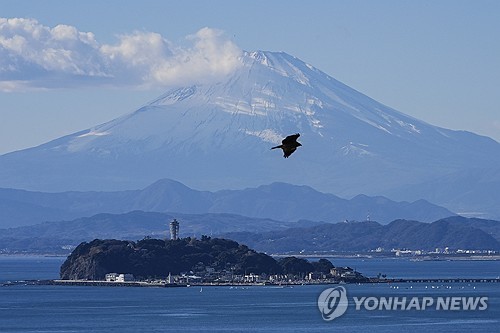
[105,273,134,282]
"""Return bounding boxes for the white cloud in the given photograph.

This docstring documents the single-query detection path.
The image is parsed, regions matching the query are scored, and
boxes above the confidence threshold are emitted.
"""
[0,18,243,91]
[153,27,243,86]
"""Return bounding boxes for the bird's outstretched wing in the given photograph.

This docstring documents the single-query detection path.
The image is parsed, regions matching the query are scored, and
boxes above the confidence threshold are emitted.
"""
[282,133,300,145]
[282,146,297,158]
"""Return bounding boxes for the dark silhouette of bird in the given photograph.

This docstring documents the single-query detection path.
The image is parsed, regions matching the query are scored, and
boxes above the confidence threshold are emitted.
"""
[271,133,302,158]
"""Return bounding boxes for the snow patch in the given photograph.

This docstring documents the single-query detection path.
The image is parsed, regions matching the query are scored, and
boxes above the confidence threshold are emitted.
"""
[261,88,280,98]
[307,97,323,108]
[310,118,323,128]
[77,130,110,138]
[341,142,374,157]
[349,114,392,134]
[395,120,421,133]
[214,97,266,116]
[248,51,270,66]
[152,86,196,105]
[252,97,276,110]
[287,62,310,86]
[243,129,283,144]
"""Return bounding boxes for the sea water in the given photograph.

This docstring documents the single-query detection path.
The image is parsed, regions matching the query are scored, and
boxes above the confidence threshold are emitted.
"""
[0,256,498,333]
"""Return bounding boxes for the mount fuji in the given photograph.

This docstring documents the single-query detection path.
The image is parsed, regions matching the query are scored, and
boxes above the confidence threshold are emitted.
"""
[1,51,499,218]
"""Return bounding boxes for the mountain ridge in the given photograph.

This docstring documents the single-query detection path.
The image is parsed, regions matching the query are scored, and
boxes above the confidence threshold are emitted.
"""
[1,211,497,254]
[222,218,500,253]
[0,51,499,218]
[0,179,454,228]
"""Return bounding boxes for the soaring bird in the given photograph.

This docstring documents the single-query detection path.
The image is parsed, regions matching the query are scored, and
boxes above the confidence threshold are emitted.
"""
[271,133,302,158]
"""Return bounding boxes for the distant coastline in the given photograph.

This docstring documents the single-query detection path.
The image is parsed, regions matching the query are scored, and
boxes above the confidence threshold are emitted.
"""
[272,253,500,261]
[1,252,499,261]
[4,277,499,289]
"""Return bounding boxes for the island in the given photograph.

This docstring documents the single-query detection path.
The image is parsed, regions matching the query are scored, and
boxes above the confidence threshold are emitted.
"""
[59,236,368,285]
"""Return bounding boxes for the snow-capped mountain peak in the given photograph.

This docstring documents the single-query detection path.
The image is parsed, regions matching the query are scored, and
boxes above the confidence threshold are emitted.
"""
[1,50,499,219]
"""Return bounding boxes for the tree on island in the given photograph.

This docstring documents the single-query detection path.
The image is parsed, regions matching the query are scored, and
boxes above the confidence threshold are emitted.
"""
[311,258,334,273]
[278,257,314,276]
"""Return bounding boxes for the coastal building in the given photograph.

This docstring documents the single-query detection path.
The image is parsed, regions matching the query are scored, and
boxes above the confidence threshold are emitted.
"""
[244,273,262,283]
[307,272,322,280]
[170,219,180,240]
[105,273,134,282]
[340,270,357,279]
[330,266,354,277]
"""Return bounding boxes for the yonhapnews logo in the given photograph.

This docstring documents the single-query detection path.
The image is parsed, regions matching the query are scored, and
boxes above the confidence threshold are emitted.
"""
[317,287,488,321]
[317,286,349,321]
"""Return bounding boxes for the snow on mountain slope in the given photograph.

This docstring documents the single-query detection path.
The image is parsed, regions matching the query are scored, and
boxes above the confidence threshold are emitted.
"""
[1,51,499,218]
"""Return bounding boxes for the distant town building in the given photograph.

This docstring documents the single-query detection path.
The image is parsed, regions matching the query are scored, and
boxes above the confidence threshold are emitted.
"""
[170,219,180,240]
[244,273,261,283]
[307,272,322,280]
[330,266,355,278]
[105,273,134,282]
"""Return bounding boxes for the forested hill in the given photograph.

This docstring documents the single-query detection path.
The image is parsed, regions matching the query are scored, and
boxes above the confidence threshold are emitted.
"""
[222,219,500,253]
[60,237,281,280]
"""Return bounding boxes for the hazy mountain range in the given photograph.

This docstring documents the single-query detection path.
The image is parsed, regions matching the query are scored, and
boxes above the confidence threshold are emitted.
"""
[223,216,500,253]
[0,179,454,229]
[1,212,498,254]
[0,51,499,219]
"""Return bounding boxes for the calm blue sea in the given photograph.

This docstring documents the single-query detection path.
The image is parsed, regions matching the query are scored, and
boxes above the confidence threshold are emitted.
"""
[0,256,498,333]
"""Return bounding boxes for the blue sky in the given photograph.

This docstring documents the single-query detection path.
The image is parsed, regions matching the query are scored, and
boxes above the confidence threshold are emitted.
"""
[1,0,499,154]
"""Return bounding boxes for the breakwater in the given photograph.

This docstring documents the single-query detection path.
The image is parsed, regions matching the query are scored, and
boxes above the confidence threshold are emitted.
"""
[2,279,187,288]
[2,277,499,288]
[375,278,500,284]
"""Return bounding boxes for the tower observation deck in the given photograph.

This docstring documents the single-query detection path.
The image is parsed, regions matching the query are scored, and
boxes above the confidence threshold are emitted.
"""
[169,219,179,240]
